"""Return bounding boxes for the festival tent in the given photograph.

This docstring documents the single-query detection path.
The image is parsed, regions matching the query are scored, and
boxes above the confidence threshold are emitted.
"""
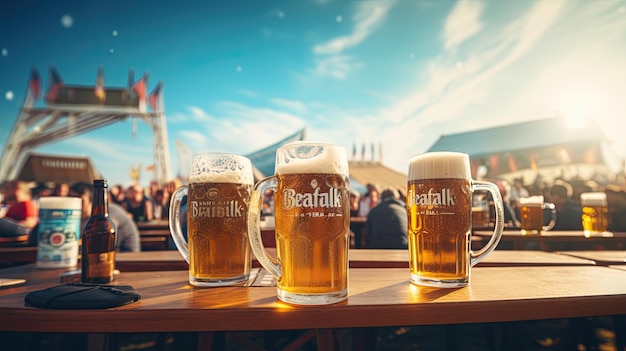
[348,161,407,195]
[427,117,622,182]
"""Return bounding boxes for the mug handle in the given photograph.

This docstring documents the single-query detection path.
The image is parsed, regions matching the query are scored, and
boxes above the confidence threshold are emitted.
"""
[542,203,557,231]
[470,181,504,267]
[168,186,190,263]
[248,176,281,280]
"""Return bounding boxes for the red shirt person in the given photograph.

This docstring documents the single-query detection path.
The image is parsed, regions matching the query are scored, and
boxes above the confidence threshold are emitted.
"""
[1,180,39,236]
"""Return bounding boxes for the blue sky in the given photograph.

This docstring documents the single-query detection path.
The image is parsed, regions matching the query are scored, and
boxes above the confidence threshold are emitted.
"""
[1,0,625,186]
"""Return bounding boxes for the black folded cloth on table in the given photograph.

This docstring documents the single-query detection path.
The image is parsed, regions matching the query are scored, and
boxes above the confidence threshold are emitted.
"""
[25,283,141,309]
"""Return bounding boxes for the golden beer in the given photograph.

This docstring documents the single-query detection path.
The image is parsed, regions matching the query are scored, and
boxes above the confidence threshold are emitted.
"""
[520,204,544,235]
[407,152,504,288]
[170,153,254,287]
[274,173,349,295]
[248,142,350,305]
[187,182,251,283]
[408,178,471,283]
[580,192,608,237]
[518,196,555,235]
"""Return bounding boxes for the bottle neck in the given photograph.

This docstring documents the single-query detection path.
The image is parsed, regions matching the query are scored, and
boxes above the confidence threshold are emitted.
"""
[91,185,109,216]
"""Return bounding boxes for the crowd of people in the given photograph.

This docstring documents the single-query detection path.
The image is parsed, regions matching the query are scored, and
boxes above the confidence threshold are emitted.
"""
[349,175,626,250]
[0,179,183,252]
[2,173,626,252]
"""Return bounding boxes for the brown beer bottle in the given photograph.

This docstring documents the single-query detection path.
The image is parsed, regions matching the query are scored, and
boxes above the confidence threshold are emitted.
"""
[81,179,117,284]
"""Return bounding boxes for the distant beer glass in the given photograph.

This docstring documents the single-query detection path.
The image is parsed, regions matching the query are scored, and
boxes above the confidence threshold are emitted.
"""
[580,192,609,237]
[248,142,350,305]
[519,196,556,235]
[169,153,253,287]
[407,152,504,288]
[471,195,490,229]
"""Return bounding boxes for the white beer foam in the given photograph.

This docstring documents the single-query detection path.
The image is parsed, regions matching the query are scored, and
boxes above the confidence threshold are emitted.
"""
[276,142,348,175]
[408,152,470,180]
[519,196,544,206]
[188,153,254,184]
[580,192,607,206]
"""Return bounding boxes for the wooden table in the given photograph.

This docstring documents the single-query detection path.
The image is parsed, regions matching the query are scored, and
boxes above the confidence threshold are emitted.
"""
[0,234,29,245]
[0,264,624,333]
[114,249,595,272]
[473,230,626,251]
[556,251,626,266]
[0,246,37,265]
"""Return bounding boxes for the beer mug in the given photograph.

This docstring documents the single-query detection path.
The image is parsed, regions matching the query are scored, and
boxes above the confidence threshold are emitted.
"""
[580,192,609,237]
[248,142,350,305]
[519,196,556,235]
[407,152,504,288]
[169,153,254,287]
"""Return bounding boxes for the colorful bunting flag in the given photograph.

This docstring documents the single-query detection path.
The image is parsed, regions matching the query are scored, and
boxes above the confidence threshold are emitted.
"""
[45,66,63,103]
[28,67,41,100]
[133,72,149,103]
[149,80,163,110]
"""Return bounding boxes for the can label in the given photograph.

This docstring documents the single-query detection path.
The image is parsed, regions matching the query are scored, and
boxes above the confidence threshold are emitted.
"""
[37,208,82,268]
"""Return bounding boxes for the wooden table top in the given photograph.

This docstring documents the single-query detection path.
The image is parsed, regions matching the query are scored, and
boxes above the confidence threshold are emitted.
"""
[0,264,624,333]
[556,251,626,266]
[113,249,594,272]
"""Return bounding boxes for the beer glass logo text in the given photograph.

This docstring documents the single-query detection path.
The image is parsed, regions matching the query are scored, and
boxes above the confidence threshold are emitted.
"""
[190,200,244,218]
[282,179,341,210]
[410,188,455,206]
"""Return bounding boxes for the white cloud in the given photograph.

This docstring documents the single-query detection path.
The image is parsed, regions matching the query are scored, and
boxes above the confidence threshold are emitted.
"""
[380,0,566,128]
[178,130,208,145]
[311,1,395,80]
[313,55,363,79]
[443,1,483,51]
[173,103,306,156]
[314,1,394,55]
[271,98,307,114]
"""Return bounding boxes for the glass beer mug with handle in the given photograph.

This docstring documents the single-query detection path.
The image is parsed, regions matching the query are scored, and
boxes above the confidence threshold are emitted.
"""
[407,152,504,288]
[248,142,350,305]
[519,196,556,235]
[169,153,254,287]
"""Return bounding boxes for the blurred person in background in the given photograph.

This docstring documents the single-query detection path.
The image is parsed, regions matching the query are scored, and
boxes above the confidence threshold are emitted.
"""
[123,184,153,222]
[366,188,407,249]
[70,182,140,252]
[509,178,529,212]
[548,181,583,231]
[152,189,169,220]
[0,180,39,237]
[349,189,365,248]
[358,183,380,218]
[53,182,70,197]
[110,184,127,206]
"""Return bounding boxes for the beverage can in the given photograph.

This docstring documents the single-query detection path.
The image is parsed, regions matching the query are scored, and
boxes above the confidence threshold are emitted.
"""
[36,196,83,268]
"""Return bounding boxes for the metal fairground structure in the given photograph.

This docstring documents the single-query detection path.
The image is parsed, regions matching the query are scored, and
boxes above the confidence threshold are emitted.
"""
[0,67,172,186]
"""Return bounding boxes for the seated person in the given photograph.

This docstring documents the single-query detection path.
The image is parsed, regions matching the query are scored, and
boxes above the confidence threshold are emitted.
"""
[366,188,408,249]
[69,182,141,252]
[548,182,583,231]
[123,184,153,222]
[0,180,39,237]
